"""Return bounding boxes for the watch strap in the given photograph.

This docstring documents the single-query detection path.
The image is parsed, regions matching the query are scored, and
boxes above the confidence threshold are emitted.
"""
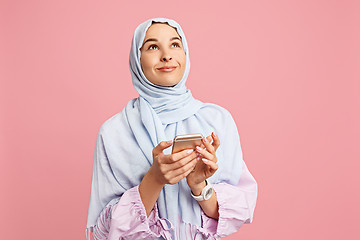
[191,179,213,201]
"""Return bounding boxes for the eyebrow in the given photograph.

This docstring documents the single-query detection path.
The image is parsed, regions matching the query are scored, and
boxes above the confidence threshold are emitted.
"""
[143,36,181,45]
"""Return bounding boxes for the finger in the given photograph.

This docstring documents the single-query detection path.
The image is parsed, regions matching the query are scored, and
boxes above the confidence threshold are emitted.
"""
[169,148,196,162]
[153,140,173,156]
[168,164,197,185]
[170,151,198,170]
[202,136,215,154]
[183,163,198,177]
[206,135,213,143]
[201,158,218,171]
[199,142,205,149]
[196,146,216,162]
[161,148,195,165]
[169,157,199,182]
[211,132,220,151]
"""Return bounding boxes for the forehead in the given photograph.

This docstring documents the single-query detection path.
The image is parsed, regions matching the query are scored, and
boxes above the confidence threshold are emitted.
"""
[144,23,181,39]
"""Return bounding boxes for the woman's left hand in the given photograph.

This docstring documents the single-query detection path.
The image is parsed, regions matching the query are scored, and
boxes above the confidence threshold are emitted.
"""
[186,132,220,192]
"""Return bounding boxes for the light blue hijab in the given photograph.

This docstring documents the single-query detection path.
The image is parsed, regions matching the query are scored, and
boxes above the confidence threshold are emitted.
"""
[86,17,244,239]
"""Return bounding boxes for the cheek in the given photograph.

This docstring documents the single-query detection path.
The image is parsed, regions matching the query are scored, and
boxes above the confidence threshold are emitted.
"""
[177,52,186,66]
[140,55,155,72]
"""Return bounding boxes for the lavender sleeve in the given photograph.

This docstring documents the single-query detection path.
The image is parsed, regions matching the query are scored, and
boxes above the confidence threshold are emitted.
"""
[90,161,257,240]
[197,160,258,239]
[90,185,173,240]
[109,185,173,240]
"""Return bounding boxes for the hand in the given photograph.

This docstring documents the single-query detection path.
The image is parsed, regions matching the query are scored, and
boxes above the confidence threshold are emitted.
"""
[150,140,199,185]
[186,132,220,192]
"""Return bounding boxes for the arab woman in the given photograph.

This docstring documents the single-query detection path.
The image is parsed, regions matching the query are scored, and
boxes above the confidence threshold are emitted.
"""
[86,17,258,240]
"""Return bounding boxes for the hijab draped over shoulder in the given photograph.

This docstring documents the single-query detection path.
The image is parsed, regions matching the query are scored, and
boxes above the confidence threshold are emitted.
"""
[86,17,244,238]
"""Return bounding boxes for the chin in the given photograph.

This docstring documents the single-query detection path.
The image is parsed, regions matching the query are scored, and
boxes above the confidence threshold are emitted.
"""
[166,80,181,87]
[147,74,182,87]
[157,78,181,87]
[159,83,178,87]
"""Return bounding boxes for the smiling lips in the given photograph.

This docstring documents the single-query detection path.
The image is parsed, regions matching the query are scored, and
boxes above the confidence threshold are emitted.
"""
[157,66,177,72]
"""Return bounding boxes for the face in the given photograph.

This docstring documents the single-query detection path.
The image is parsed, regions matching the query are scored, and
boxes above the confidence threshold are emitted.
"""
[140,23,186,87]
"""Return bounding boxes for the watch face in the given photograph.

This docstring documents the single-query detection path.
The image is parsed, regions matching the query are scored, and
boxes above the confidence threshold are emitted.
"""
[204,188,213,200]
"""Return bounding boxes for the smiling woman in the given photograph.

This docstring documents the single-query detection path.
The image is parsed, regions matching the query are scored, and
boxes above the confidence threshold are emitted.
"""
[140,23,186,87]
[86,17,257,240]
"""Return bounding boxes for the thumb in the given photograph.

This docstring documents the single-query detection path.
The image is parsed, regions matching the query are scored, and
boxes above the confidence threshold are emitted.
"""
[153,140,173,156]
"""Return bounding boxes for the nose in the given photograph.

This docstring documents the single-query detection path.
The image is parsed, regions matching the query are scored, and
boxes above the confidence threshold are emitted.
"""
[161,50,172,62]
[162,56,172,61]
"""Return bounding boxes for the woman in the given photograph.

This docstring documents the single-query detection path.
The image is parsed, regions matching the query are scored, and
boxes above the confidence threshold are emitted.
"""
[86,17,257,240]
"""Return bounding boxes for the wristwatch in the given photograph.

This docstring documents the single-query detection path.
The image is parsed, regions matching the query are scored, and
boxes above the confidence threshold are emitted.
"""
[191,179,213,201]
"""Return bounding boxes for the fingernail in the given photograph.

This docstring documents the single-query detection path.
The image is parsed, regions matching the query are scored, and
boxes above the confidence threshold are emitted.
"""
[203,137,207,143]
[212,132,217,137]
[187,149,194,154]
[202,159,209,163]
[196,146,202,151]
[167,140,173,144]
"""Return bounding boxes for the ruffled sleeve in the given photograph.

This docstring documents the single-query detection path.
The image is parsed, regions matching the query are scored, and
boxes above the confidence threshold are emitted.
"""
[196,160,258,239]
[107,185,174,240]
[88,185,173,240]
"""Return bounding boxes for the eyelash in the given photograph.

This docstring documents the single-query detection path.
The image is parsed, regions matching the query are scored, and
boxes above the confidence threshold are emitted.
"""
[172,42,181,48]
[148,42,181,50]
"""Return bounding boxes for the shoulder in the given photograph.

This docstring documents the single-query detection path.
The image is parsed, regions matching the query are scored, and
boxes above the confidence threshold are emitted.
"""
[99,112,122,133]
[198,103,234,123]
[195,103,239,136]
[98,99,137,135]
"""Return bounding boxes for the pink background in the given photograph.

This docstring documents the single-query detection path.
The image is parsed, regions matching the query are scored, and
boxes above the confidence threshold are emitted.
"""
[1,0,359,239]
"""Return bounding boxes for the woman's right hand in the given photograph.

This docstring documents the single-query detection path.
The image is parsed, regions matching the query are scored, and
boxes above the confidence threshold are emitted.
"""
[150,140,199,185]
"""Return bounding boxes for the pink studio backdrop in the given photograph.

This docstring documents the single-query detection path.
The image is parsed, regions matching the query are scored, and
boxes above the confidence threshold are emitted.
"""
[1,0,359,239]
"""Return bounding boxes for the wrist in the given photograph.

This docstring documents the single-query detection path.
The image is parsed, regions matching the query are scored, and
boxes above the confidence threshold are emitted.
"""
[189,181,206,196]
[146,167,166,188]
[139,167,165,217]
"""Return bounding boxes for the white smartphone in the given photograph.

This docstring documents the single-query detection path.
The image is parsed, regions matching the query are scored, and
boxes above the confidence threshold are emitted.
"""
[171,133,203,154]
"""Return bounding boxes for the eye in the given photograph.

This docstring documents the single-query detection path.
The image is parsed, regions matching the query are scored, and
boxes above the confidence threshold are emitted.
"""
[148,44,158,50]
[171,42,181,48]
